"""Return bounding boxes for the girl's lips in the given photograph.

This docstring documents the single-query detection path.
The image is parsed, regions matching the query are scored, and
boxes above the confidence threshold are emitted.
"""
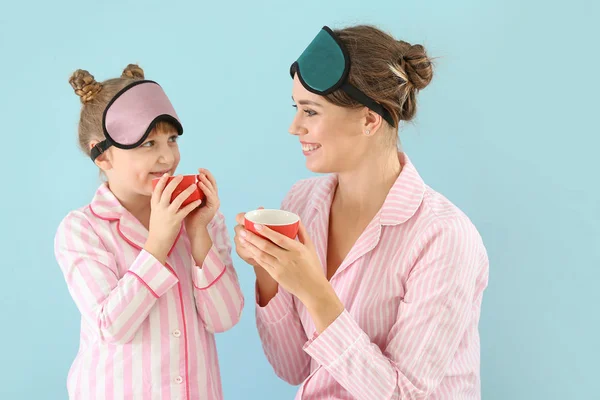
[150,170,172,178]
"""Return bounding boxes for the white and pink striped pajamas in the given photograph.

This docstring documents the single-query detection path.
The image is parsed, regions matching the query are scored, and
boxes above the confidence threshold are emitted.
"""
[256,153,489,399]
[55,183,244,400]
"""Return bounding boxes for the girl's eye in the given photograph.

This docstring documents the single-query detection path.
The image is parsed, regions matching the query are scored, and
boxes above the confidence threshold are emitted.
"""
[141,140,154,148]
[169,135,179,143]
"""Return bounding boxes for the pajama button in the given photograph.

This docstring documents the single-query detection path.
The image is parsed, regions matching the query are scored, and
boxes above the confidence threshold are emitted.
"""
[173,329,181,338]
[175,376,183,384]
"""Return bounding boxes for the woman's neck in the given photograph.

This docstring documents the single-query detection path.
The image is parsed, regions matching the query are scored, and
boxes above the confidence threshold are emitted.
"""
[333,148,402,216]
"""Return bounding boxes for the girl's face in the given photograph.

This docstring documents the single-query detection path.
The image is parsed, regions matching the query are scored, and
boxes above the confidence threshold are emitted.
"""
[97,123,181,198]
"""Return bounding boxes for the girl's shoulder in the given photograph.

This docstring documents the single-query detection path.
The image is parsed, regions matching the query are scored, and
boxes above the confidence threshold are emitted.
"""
[55,204,112,246]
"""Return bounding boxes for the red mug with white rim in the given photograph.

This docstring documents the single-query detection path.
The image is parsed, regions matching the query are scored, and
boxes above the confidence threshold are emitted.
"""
[151,175,205,208]
[244,209,300,240]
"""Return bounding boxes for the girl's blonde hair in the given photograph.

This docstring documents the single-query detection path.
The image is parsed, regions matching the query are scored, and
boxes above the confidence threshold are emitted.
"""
[69,64,175,157]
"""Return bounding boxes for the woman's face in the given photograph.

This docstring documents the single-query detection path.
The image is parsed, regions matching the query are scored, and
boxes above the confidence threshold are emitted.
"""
[289,74,380,174]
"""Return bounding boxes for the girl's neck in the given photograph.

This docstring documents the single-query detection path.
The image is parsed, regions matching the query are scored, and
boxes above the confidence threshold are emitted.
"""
[107,181,152,230]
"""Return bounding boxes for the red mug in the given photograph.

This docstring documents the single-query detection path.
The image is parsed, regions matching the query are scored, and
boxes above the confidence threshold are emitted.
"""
[151,175,205,208]
[244,209,300,240]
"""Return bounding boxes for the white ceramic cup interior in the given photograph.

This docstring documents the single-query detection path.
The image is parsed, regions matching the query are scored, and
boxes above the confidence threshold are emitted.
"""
[244,209,299,226]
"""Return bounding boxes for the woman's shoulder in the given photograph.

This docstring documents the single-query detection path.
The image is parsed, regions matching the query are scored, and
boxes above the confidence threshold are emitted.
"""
[415,185,486,251]
[420,185,476,224]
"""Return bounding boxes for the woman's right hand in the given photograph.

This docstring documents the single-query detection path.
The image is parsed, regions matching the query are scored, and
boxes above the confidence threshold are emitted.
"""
[144,174,203,264]
[234,210,279,306]
[234,211,260,268]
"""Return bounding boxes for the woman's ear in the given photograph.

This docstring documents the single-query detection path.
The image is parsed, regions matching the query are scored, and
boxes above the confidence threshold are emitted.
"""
[363,108,383,137]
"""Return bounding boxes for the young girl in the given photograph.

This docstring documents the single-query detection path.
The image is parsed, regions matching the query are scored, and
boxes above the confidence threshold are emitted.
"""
[55,64,244,400]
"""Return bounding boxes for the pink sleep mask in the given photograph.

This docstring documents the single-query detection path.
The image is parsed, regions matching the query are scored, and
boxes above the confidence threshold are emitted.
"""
[90,80,183,161]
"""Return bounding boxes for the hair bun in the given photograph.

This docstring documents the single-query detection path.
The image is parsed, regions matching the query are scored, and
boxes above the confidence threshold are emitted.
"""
[69,69,103,104]
[121,64,145,79]
[399,42,433,90]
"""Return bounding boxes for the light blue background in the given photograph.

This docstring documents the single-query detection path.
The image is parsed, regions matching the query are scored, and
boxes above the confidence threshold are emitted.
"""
[0,0,598,399]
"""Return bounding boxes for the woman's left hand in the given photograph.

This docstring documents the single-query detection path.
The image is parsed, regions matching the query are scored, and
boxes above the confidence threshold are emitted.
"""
[184,168,220,236]
[239,220,329,305]
[242,220,346,333]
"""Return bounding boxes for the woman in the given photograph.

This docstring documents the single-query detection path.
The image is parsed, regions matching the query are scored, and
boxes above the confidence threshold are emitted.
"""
[234,25,489,399]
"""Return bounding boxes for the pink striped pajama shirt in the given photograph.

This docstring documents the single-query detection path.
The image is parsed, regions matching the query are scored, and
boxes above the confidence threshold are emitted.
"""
[54,183,244,400]
[256,153,489,399]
